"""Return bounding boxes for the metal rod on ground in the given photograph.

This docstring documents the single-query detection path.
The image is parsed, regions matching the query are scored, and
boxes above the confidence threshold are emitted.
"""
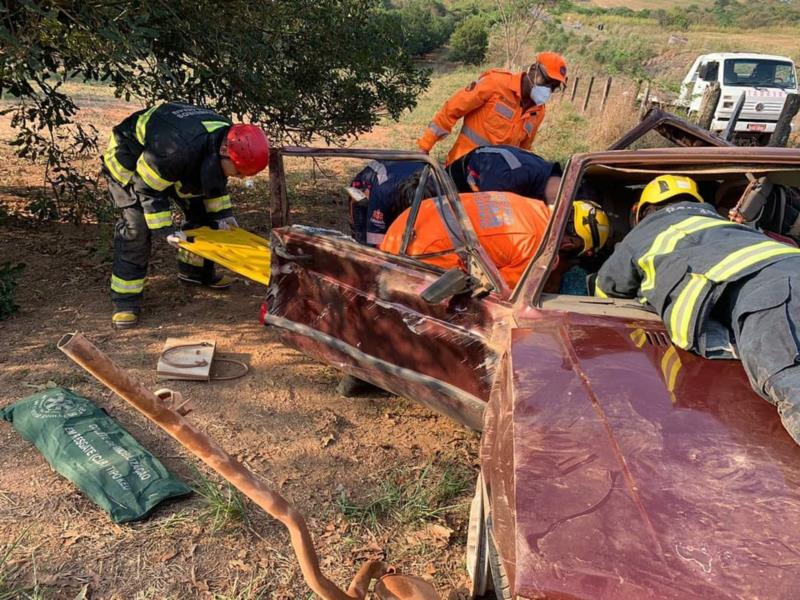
[269,150,289,229]
[696,82,721,131]
[600,77,612,111]
[722,91,746,142]
[582,76,595,112]
[570,76,580,103]
[56,332,392,600]
[638,81,651,119]
[768,93,800,147]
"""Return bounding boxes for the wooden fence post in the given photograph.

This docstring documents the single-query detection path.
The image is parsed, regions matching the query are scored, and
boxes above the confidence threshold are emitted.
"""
[570,76,580,103]
[600,77,612,111]
[696,82,721,131]
[768,93,800,147]
[269,149,288,229]
[582,76,595,112]
[638,80,651,119]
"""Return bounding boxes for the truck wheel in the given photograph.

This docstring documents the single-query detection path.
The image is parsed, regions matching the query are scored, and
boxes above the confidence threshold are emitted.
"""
[486,515,512,600]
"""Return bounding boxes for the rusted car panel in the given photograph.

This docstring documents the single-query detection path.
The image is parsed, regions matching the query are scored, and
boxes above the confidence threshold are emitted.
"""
[482,311,800,599]
[266,226,513,430]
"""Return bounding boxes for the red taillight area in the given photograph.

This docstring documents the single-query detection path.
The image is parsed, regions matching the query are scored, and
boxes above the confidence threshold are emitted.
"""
[259,301,268,325]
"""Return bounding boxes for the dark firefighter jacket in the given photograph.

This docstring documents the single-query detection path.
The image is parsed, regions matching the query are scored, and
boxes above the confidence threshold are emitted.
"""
[350,160,427,246]
[102,103,232,230]
[596,201,800,354]
[457,145,561,197]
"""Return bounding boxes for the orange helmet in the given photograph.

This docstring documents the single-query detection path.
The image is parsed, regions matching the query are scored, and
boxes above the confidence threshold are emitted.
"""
[535,51,568,87]
[226,124,270,176]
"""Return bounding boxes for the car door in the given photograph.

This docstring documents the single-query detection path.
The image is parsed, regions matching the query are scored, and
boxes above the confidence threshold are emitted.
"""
[265,149,514,431]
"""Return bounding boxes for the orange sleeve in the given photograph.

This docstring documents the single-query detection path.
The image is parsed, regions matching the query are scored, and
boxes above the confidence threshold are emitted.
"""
[417,75,498,152]
[522,105,546,149]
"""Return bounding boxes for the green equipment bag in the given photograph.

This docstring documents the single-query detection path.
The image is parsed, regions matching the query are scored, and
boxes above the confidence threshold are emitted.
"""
[1,387,191,523]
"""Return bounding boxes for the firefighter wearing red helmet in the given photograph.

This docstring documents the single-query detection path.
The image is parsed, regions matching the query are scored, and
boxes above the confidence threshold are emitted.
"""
[417,51,567,165]
[101,102,269,328]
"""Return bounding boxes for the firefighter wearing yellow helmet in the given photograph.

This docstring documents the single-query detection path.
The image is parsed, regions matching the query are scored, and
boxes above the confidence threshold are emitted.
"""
[596,174,800,446]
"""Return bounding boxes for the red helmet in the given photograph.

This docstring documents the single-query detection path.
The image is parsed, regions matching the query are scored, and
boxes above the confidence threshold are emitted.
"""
[226,124,270,176]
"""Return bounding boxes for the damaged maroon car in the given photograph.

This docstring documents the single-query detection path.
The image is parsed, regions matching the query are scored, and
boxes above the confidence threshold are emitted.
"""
[265,112,800,599]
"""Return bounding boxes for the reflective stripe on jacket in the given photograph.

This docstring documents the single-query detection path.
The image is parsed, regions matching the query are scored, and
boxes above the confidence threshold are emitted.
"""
[596,202,800,352]
[416,69,546,165]
[103,103,232,229]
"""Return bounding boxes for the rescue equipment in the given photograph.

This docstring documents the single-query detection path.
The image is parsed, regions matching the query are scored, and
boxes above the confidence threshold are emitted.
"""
[1,387,191,523]
[178,226,272,286]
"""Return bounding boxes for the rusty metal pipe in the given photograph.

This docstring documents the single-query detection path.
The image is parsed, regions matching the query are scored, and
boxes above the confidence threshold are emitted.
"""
[57,332,387,600]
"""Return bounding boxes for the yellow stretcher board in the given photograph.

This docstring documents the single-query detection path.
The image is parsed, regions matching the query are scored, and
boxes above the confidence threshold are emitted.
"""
[179,227,271,286]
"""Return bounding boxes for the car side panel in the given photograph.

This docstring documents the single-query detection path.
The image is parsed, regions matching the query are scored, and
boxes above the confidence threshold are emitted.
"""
[267,227,513,429]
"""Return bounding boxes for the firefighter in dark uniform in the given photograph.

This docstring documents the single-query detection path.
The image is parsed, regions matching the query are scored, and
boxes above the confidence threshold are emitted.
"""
[446,144,562,204]
[596,174,800,445]
[348,160,430,247]
[102,102,270,329]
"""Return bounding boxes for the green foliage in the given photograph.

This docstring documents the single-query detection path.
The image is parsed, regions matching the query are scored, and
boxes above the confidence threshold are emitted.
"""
[1,0,429,223]
[389,0,455,57]
[591,36,657,78]
[0,263,24,321]
[450,16,489,66]
[192,470,249,532]
[337,459,473,529]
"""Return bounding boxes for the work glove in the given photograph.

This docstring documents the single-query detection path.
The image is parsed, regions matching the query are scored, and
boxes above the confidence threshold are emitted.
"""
[215,216,239,231]
[165,230,188,248]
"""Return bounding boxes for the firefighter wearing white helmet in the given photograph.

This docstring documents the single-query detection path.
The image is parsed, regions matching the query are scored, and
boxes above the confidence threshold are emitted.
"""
[596,174,800,446]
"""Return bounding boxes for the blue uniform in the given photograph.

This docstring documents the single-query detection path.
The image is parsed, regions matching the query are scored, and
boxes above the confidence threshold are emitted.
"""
[447,145,561,199]
[350,160,427,246]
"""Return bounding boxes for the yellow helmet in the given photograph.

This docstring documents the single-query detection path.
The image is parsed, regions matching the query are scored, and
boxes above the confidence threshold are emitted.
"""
[635,175,703,224]
[572,200,610,256]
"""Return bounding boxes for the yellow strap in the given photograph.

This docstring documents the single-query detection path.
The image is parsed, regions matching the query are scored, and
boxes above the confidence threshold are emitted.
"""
[135,106,158,145]
[144,210,172,229]
[204,194,232,213]
[175,181,202,199]
[629,328,647,348]
[178,226,271,286]
[202,120,230,133]
[111,274,145,294]
[639,216,734,292]
[136,155,173,191]
[594,283,608,298]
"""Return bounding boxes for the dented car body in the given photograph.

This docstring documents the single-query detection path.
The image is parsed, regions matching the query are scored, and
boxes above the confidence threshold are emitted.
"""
[265,113,800,599]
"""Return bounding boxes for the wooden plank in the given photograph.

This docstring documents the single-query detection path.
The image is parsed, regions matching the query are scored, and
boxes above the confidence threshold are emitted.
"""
[696,82,721,130]
[582,76,595,112]
[768,93,800,147]
[269,149,288,229]
[569,76,580,103]
[600,77,613,111]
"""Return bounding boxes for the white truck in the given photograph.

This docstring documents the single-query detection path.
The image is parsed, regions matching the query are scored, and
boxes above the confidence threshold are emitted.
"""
[677,52,798,144]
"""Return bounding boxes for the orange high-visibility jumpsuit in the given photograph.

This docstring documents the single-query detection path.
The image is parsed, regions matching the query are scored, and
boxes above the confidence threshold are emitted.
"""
[379,191,550,288]
[416,69,546,166]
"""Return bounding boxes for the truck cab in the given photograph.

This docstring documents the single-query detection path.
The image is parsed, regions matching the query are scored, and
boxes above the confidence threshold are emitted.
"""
[678,52,798,144]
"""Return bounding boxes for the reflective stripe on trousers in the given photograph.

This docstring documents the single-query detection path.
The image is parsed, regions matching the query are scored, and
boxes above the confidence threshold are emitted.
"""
[668,241,800,348]
[111,274,144,294]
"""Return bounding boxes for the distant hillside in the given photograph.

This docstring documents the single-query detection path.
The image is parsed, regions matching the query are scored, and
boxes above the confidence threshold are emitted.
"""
[588,0,713,8]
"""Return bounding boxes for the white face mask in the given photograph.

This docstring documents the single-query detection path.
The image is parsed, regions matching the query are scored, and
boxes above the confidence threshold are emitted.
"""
[531,84,552,106]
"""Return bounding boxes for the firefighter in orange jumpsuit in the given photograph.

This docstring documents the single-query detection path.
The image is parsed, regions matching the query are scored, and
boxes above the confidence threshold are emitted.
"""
[416,52,567,166]
[380,191,608,289]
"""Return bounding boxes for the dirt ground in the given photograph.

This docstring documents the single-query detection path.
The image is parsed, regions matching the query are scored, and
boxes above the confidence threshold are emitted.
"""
[0,97,480,599]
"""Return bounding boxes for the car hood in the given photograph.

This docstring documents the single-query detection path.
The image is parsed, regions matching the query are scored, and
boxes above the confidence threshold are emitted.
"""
[505,315,800,600]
